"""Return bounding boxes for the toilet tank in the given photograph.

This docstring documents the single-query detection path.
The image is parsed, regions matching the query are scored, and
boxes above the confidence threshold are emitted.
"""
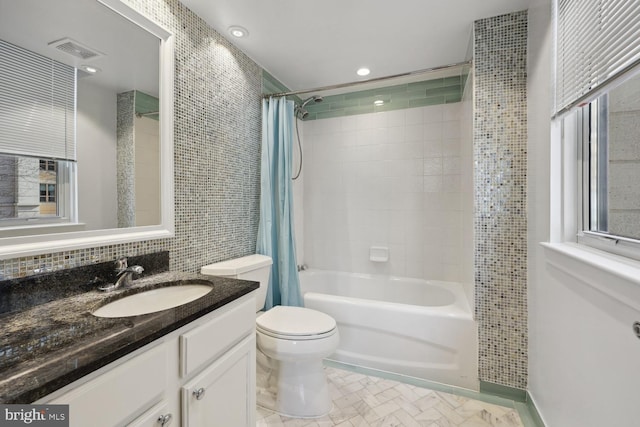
[201,254,272,312]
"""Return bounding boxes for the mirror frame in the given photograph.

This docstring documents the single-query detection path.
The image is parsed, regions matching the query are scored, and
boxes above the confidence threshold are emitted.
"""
[0,0,175,260]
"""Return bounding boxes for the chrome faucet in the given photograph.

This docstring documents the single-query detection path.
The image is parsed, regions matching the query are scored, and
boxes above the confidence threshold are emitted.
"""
[98,257,144,292]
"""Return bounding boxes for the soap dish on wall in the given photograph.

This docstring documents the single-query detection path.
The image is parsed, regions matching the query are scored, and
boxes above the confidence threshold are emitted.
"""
[369,246,389,262]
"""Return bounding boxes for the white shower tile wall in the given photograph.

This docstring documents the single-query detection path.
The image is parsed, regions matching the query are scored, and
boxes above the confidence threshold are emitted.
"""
[473,11,528,390]
[0,0,262,279]
[303,103,473,290]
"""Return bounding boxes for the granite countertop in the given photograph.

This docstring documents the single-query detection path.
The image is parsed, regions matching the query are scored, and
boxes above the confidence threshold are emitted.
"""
[0,270,258,404]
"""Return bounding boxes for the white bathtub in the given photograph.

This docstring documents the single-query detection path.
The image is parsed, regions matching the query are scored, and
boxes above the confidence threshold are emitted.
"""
[299,269,478,390]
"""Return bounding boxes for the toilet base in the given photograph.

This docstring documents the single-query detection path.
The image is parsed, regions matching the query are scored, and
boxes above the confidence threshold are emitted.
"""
[256,349,332,418]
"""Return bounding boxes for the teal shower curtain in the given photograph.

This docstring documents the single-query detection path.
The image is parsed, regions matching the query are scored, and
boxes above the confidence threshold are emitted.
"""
[256,96,303,309]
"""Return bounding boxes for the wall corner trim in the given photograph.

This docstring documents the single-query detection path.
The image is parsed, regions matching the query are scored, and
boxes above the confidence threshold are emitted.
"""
[525,391,547,427]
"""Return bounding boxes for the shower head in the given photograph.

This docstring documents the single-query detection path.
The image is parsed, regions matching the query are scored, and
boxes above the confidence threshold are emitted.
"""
[295,106,309,119]
[300,95,324,109]
[295,95,322,119]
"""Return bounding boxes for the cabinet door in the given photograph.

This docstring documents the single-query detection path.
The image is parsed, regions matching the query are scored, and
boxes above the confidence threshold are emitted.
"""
[49,343,167,427]
[181,335,256,427]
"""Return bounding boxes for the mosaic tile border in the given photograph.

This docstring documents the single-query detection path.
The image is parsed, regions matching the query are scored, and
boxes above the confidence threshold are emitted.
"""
[0,240,169,280]
[473,11,529,390]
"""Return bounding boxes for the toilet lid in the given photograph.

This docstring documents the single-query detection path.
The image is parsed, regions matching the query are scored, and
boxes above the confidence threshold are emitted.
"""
[256,306,336,337]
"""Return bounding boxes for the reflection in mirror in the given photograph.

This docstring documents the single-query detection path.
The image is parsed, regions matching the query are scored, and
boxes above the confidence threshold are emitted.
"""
[0,0,160,233]
[0,0,173,259]
[586,70,640,241]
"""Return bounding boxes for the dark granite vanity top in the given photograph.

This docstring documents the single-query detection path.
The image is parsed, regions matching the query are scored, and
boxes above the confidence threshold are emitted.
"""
[0,253,258,403]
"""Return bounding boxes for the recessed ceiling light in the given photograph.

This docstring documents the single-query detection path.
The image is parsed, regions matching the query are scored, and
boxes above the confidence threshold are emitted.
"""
[374,99,384,106]
[356,67,370,77]
[80,65,100,74]
[228,26,249,38]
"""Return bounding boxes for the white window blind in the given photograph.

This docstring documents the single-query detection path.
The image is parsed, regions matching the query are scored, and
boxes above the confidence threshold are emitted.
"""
[555,0,640,114]
[0,39,76,161]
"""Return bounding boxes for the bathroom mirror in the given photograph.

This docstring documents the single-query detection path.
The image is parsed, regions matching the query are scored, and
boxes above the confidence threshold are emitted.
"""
[0,0,174,259]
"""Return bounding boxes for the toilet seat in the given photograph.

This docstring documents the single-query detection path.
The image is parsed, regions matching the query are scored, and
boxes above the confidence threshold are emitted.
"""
[256,306,336,341]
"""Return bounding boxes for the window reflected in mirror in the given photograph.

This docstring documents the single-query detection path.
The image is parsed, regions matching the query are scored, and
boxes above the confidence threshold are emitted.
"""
[0,0,161,235]
[0,155,74,225]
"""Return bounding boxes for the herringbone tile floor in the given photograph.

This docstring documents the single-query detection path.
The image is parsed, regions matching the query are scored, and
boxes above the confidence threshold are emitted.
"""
[257,367,524,427]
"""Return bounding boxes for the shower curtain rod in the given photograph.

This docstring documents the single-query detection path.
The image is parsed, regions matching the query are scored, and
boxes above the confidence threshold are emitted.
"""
[263,59,472,98]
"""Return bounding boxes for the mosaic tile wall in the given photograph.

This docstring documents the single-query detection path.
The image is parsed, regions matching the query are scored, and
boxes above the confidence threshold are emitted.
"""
[116,91,135,228]
[0,0,263,279]
[473,11,528,389]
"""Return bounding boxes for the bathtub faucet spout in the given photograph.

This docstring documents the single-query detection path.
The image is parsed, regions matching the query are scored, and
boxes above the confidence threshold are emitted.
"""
[297,264,308,272]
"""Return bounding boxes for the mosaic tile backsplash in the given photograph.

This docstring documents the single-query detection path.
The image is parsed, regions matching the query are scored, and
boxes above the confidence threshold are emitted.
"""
[473,11,528,389]
[0,0,262,279]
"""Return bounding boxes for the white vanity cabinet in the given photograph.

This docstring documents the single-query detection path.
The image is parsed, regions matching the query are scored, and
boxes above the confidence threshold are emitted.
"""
[181,336,255,427]
[39,293,256,427]
[48,343,168,427]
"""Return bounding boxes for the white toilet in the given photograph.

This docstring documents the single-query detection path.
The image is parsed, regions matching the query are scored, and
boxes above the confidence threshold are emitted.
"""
[201,255,339,418]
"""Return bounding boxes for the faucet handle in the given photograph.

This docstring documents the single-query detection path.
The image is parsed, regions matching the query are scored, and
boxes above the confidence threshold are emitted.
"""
[114,257,128,272]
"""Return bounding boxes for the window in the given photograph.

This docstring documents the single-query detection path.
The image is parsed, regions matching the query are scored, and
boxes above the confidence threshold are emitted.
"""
[39,160,57,172]
[554,0,640,258]
[39,184,56,203]
[0,39,76,230]
[578,70,640,258]
[554,0,640,115]
[0,154,72,225]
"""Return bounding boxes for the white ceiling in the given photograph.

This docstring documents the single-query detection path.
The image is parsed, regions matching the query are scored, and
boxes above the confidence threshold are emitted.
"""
[0,0,159,97]
[181,0,530,92]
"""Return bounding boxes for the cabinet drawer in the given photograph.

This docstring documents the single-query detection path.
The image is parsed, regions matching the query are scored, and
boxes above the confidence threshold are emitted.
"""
[180,296,254,377]
[49,343,167,427]
[127,401,172,427]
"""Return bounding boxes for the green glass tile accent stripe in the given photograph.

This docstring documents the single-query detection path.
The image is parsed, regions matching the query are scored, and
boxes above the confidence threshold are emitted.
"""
[479,381,527,402]
[135,90,159,121]
[304,75,463,120]
[410,96,446,107]
[262,70,302,104]
[262,70,288,95]
[260,70,462,119]
[408,79,448,91]
[328,98,361,109]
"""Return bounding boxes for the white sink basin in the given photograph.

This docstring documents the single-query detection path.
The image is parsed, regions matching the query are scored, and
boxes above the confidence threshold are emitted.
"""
[93,284,212,318]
